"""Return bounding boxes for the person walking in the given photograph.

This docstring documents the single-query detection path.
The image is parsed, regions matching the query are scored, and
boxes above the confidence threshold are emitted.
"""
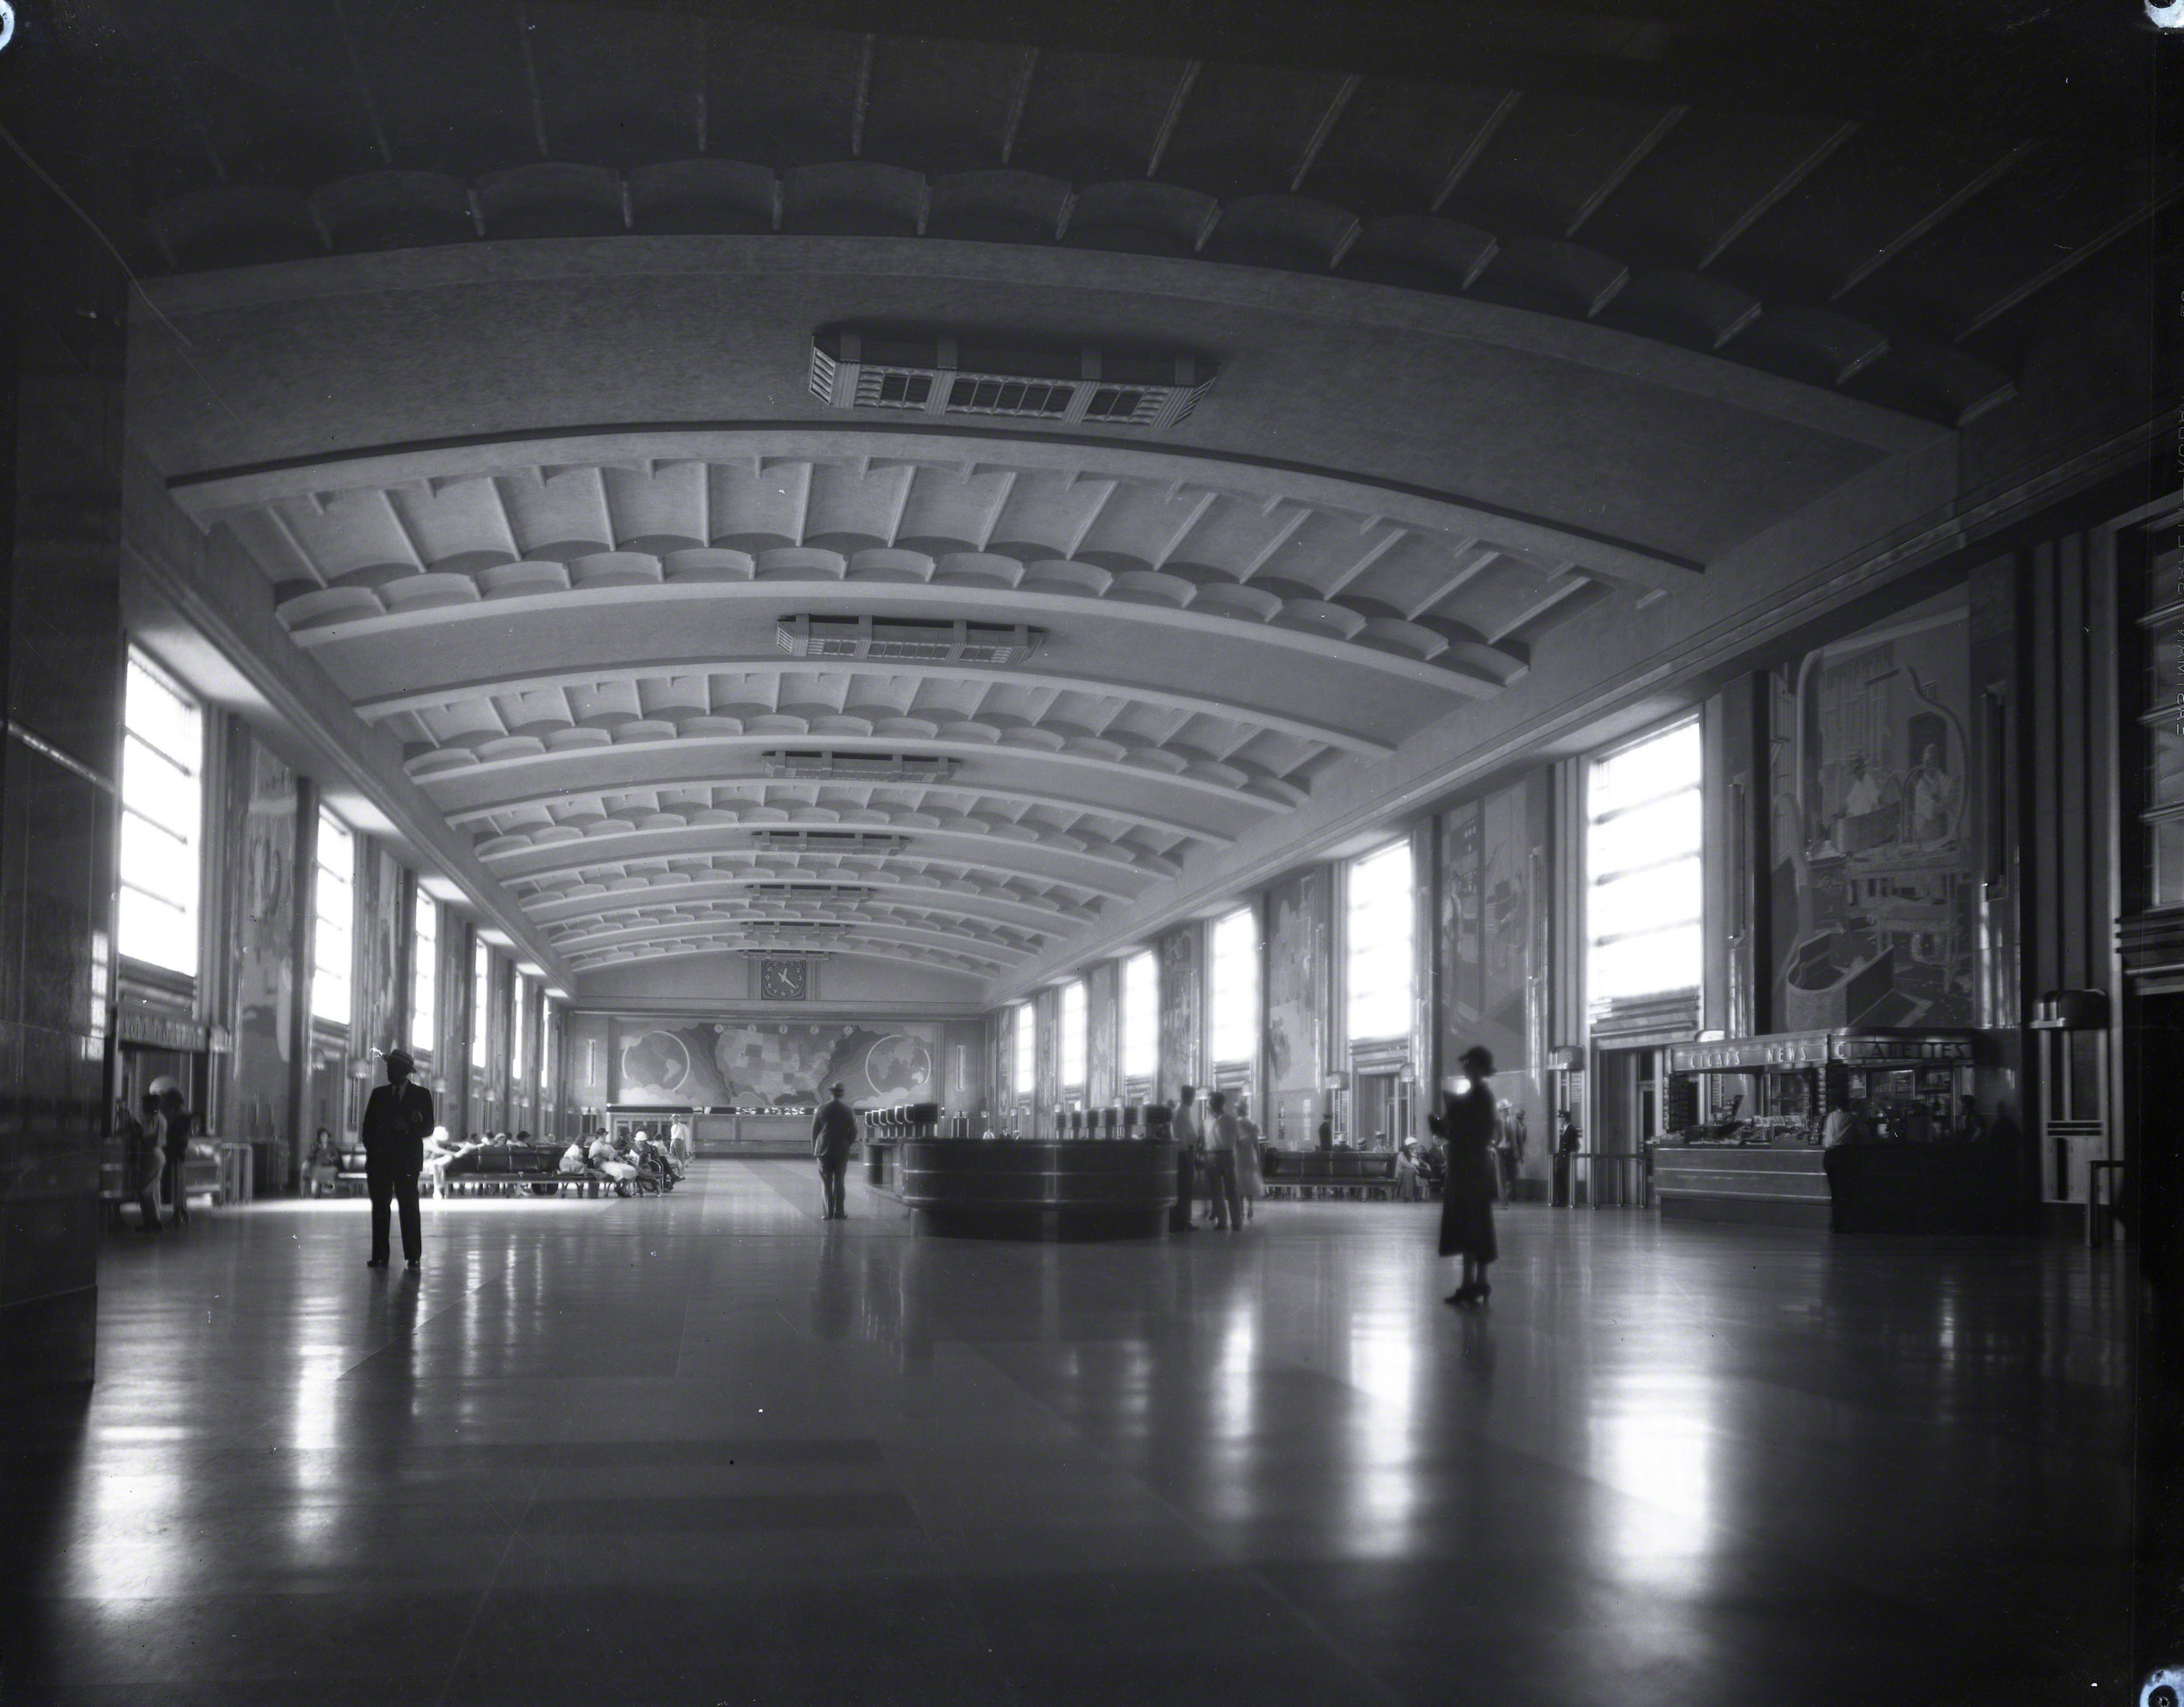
[1431,1046,1501,1307]
[1170,1086,1202,1232]
[361,1048,433,1269]
[812,1083,857,1220]
[1201,1090,1245,1231]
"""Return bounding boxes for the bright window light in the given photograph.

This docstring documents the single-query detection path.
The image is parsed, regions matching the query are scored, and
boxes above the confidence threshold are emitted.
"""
[1210,906,1258,1065]
[118,651,202,977]
[510,976,528,1088]
[541,1000,555,1100]
[1013,1002,1035,1099]
[312,810,354,1025]
[411,888,436,1054]
[1060,979,1087,1088]
[472,936,490,1068]
[1588,716,1704,1005]
[1347,840,1413,1042]
[1122,950,1158,1081]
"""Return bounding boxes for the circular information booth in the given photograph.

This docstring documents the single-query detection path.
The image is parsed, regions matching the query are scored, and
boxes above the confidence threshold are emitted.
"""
[897,1139,1178,1239]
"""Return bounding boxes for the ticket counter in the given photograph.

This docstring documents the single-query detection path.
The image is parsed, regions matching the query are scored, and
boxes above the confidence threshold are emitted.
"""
[1655,1031,2010,1230]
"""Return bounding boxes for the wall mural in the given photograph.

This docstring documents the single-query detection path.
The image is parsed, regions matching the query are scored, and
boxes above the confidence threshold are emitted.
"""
[1438,774,1550,1174]
[1265,865,1329,1143]
[1156,921,1201,1102]
[1768,591,1976,1030]
[228,733,296,1147]
[614,1019,941,1109]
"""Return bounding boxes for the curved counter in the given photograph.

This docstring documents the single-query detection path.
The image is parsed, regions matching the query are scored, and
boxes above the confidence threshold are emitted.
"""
[897,1138,1178,1239]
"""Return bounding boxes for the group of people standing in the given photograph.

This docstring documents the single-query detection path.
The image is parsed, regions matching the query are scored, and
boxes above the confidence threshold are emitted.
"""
[1168,1085,1266,1231]
[115,1077,195,1233]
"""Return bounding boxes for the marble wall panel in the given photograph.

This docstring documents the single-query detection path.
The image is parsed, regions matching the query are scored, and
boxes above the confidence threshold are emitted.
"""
[223,731,298,1150]
[1265,865,1330,1144]
[1157,920,1202,1104]
[1085,958,1121,1107]
[0,157,125,1382]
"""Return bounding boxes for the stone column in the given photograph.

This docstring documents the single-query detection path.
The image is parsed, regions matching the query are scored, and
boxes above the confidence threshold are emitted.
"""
[0,145,128,1385]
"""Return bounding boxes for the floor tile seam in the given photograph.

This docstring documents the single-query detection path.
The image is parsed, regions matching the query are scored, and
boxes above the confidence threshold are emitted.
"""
[926,1341,1415,1707]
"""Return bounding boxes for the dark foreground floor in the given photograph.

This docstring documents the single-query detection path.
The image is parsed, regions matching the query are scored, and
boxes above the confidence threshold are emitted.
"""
[3,1161,2132,1706]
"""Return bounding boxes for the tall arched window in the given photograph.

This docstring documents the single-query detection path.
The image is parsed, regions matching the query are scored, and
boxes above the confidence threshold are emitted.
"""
[1210,906,1258,1065]
[410,889,436,1054]
[1587,717,1704,1005]
[118,650,203,977]
[1122,950,1158,1082]
[1060,979,1087,1090]
[312,811,355,1026]
[1347,840,1413,1041]
[1013,1002,1035,1101]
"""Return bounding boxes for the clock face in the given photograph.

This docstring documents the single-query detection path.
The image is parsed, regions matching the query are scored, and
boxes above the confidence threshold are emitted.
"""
[759,958,808,1002]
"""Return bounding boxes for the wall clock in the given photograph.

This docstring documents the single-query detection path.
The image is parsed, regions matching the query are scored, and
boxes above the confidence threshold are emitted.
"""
[758,957,810,1002]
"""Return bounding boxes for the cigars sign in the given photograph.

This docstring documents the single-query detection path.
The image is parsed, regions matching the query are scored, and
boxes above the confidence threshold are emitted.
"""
[1667,1033,1976,1074]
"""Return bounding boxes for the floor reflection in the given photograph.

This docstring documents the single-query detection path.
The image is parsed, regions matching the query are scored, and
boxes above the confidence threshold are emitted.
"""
[3,1164,2135,1704]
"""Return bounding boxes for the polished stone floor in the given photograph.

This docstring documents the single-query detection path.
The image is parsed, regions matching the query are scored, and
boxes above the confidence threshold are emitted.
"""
[3,1162,2132,1705]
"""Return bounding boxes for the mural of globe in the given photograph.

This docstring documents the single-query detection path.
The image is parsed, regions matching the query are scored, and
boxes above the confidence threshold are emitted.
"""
[621,1030,690,1095]
[866,1034,933,1097]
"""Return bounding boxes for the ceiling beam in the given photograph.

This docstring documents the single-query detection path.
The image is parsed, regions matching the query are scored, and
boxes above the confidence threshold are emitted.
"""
[1565,104,1686,238]
[174,429,1711,592]
[526,878,1086,934]
[1291,73,1362,193]
[1958,181,2184,340]
[1830,141,2041,301]
[1146,60,1200,178]
[1697,120,1859,270]
[452,775,1229,846]
[1430,89,1521,213]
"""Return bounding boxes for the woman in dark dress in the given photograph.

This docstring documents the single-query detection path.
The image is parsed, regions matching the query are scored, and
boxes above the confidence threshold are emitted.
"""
[1431,1045,1501,1306]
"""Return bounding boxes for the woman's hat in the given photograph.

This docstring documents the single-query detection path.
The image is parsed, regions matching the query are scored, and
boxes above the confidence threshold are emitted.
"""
[146,1075,179,1097]
[1459,1044,1496,1074]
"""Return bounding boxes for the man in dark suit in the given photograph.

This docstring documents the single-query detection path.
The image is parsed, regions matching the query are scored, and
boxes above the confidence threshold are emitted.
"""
[362,1048,434,1268]
[812,1083,858,1220]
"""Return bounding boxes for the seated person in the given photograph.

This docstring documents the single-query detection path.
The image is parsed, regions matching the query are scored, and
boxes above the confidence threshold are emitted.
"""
[1392,1139,1425,1202]
[557,1140,589,1175]
[586,1133,638,1182]
[307,1126,340,1199]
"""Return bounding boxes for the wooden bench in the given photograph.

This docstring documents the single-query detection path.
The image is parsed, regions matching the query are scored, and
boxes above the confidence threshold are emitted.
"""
[1260,1151,1399,1200]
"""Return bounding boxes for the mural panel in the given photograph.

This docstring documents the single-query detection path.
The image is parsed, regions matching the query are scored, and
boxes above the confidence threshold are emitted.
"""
[227,735,296,1147]
[1438,776,1550,1175]
[1266,867,1328,1102]
[614,1019,942,1109]
[1768,591,1976,1030]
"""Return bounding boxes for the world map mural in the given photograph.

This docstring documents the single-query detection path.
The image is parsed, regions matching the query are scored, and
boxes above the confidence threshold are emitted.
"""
[615,1020,939,1108]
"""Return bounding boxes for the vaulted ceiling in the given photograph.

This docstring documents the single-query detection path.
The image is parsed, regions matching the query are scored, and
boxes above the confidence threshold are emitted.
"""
[40,0,2165,998]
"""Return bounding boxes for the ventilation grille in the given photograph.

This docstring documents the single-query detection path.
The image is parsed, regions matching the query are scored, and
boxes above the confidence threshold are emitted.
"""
[775,614,1044,664]
[761,749,958,783]
[750,883,877,897]
[812,330,1213,431]
[747,829,912,853]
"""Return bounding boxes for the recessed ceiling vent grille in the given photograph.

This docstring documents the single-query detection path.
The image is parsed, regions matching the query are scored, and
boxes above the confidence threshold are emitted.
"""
[747,829,911,853]
[811,330,1213,431]
[750,883,877,897]
[761,750,958,783]
[775,614,1044,665]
